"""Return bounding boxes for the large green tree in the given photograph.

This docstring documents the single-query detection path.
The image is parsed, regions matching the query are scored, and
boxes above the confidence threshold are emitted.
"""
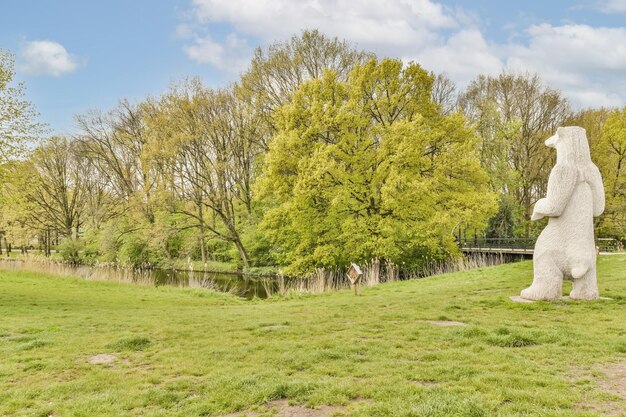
[597,107,626,239]
[0,50,44,254]
[257,58,497,274]
[566,107,625,240]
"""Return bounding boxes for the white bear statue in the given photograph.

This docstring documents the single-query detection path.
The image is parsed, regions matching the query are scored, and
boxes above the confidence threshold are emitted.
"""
[520,126,605,301]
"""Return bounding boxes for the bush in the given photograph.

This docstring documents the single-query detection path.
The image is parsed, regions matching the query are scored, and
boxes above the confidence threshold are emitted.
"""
[59,239,85,265]
[118,234,151,267]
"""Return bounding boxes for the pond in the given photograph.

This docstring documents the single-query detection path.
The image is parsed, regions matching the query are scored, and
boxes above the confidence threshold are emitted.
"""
[0,259,279,299]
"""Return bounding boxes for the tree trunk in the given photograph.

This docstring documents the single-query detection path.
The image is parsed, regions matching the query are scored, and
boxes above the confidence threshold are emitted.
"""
[45,229,50,257]
[199,233,207,264]
[74,215,80,241]
[198,204,207,264]
[525,204,532,238]
[233,238,250,269]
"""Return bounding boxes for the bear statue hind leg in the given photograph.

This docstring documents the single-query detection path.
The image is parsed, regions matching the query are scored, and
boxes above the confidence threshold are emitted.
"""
[569,265,599,300]
[521,256,563,301]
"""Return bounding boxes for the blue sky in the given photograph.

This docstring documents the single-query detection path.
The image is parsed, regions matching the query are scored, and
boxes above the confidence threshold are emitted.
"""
[2,0,626,134]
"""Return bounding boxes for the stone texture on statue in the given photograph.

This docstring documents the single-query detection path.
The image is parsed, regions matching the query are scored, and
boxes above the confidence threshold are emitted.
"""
[520,126,605,301]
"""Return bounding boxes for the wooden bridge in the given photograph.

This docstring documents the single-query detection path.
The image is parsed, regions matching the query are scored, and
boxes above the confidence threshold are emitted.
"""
[458,238,623,255]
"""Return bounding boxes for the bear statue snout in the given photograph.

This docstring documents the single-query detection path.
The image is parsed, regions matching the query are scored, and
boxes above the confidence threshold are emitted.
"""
[545,133,558,148]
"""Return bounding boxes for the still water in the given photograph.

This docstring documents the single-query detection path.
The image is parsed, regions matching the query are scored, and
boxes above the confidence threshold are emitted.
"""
[0,259,278,299]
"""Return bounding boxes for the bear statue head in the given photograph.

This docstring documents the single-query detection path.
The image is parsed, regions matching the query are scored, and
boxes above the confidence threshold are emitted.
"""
[545,126,595,182]
[545,126,591,166]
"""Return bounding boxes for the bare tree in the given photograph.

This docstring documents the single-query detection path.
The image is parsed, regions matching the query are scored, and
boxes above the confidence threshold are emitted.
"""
[75,100,157,223]
[150,81,262,266]
[459,72,571,236]
[27,137,87,240]
[431,72,458,115]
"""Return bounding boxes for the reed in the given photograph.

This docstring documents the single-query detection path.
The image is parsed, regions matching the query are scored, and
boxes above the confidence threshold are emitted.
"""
[419,253,508,277]
[0,252,513,298]
[0,257,242,295]
[264,254,508,296]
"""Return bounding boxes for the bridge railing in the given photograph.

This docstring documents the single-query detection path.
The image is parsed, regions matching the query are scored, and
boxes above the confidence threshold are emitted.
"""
[457,238,535,251]
[597,238,624,252]
[458,237,623,253]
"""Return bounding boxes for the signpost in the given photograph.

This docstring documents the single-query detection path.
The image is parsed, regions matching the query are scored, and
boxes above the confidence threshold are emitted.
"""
[346,263,363,296]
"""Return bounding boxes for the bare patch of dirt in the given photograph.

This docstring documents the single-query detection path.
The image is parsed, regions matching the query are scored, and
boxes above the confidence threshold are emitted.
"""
[421,320,466,327]
[219,400,346,417]
[573,362,626,416]
[598,362,626,408]
[89,353,116,364]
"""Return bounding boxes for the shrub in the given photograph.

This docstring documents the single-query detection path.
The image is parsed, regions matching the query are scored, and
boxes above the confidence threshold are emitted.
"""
[59,239,84,265]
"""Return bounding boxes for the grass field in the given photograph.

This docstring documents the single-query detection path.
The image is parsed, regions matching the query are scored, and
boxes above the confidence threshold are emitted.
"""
[1,256,625,417]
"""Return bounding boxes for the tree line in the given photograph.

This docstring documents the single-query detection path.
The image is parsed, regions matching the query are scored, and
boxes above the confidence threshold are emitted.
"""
[1,31,624,274]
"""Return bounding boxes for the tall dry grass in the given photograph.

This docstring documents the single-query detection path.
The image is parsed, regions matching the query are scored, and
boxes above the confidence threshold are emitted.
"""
[0,258,155,284]
[419,252,508,277]
[263,253,511,297]
[0,257,243,296]
[0,252,513,298]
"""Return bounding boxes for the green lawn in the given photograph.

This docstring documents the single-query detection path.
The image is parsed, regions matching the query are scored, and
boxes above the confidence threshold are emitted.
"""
[1,256,625,417]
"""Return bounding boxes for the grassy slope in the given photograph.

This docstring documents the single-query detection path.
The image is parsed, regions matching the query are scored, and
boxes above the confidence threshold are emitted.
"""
[0,256,625,417]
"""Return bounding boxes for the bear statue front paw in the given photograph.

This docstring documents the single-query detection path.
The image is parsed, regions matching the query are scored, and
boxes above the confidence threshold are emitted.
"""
[520,285,561,301]
[530,211,544,221]
[531,198,549,221]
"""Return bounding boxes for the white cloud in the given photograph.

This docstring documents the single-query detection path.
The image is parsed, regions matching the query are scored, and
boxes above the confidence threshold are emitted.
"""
[566,88,623,108]
[598,0,626,12]
[509,24,626,72]
[183,33,251,73]
[19,40,80,76]
[185,0,459,58]
[192,0,456,39]
[183,36,223,65]
[174,24,196,40]
[177,0,626,109]
[505,24,626,107]
[413,29,502,86]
